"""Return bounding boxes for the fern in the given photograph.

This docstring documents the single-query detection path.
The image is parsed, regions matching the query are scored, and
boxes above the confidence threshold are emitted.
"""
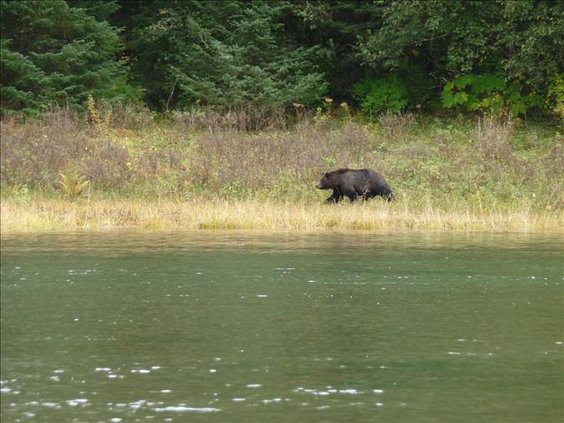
[59,172,90,199]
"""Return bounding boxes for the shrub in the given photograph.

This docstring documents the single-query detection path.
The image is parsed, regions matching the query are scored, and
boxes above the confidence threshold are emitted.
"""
[353,74,410,116]
[441,74,543,117]
[548,75,564,120]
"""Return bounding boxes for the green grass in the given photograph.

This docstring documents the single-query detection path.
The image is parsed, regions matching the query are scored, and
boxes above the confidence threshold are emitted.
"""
[1,109,562,232]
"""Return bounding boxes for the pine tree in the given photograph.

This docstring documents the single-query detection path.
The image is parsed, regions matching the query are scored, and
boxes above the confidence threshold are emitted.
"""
[117,0,327,112]
[0,0,138,116]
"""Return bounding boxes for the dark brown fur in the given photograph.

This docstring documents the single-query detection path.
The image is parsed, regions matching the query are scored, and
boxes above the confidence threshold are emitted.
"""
[316,168,394,203]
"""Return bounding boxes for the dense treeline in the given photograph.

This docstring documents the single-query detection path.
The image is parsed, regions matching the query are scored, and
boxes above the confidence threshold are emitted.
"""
[1,0,562,119]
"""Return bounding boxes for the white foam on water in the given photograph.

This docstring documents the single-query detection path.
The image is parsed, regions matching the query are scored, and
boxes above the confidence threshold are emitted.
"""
[373,389,384,394]
[129,400,146,410]
[131,369,151,374]
[41,402,61,408]
[67,398,89,407]
[339,389,361,394]
[246,384,262,388]
[295,387,364,396]
[154,405,220,413]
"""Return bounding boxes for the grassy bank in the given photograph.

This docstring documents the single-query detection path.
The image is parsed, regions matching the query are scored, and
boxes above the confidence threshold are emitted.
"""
[1,109,562,232]
[2,197,561,233]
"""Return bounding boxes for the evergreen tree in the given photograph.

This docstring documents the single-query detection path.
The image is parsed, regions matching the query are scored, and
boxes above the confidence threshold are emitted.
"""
[0,0,138,116]
[2,0,560,117]
[116,0,327,111]
[285,0,385,103]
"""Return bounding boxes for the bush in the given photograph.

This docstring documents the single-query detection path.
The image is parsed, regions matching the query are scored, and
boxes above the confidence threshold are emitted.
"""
[0,109,131,192]
[441,74,543,117]
[353,74,409,116]
[548,75,564,120]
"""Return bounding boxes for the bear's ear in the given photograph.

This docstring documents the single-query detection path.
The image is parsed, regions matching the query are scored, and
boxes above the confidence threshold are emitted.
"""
[324,172,329,177]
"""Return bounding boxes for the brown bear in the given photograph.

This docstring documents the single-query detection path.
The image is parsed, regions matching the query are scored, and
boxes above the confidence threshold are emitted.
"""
[316,168,394,203]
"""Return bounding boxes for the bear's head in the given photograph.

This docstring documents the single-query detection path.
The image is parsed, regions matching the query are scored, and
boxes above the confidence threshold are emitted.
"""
[316,172,333,190]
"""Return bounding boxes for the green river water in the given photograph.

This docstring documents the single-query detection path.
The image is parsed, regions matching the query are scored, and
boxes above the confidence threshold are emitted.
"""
[1,231,563,422]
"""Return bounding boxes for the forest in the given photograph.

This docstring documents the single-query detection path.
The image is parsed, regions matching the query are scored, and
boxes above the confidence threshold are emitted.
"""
[0,0,563,232]
[1,0,563,119]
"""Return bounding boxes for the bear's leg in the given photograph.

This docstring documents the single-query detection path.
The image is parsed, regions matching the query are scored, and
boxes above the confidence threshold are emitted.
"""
[375,190,394,201]
[344,190,359,202]
[325,189,341,203]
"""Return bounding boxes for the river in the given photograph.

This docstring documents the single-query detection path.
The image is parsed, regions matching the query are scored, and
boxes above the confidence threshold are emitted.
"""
[1,231,563,422]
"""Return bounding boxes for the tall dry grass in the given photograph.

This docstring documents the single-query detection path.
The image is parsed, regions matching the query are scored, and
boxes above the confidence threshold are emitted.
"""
[1,107,562,232]
[1,197,561,233]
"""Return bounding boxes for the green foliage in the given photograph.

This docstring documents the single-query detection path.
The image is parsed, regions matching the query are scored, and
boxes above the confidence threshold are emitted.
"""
[0,0,140,116]
[358,1,501,75]
[322,156,337,167]
[353,75,409,115]
[357,0,563,118]
[441,74,542,116]
[67,0,120,21]
[122,0,327,112]
[0,0,561,118]
[0,38,46,115]
[498,0,563,103]
[401,68,433,108]
[548,75,564,120]
[285,0,384,102]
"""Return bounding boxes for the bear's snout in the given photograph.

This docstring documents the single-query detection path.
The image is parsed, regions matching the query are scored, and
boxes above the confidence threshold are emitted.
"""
[315,182,322,189]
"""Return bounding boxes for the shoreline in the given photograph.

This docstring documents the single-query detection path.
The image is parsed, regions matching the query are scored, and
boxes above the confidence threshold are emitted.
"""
[1,198,562,234]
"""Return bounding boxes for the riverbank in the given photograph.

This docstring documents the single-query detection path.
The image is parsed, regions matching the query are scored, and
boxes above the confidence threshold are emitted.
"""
[1,110,562,233]
[2,197,561,233]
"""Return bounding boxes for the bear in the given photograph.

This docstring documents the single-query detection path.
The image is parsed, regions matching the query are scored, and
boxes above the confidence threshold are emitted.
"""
[316,168,394,203]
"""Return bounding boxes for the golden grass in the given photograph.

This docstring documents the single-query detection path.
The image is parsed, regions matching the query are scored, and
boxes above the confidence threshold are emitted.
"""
[1,198,562,233]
